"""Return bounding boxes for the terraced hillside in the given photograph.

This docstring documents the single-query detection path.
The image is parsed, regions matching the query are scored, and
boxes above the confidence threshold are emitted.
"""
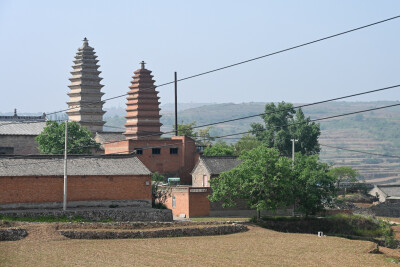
[104,101,400,185]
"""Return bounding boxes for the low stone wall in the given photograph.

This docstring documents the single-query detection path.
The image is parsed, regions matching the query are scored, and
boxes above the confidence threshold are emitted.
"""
[54,220,239,230]
[0,207,173,222]
[59,224,248,239]
[0,200,151,210]
[0,228,27,241]
[371,203,400,217]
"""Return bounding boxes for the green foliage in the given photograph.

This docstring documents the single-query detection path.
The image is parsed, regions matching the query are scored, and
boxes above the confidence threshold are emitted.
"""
[292,154,337,216]
[152,172,165,182]
[210,146,337,216]
[234,134,262,154]
[0,215,86,222]
[174,121,215,146]
[251,102,320,156]
[328,166,360,187]
[36,121,99,154]
[209,147,293,212]
[203,141,235,156]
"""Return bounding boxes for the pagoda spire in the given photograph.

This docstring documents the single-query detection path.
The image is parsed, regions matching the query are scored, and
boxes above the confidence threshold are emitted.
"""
[124,62,162,139]
[66,38,106,134]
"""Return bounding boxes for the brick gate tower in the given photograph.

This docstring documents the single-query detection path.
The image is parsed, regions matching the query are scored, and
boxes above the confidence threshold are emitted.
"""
[124,61,162,139]
[66,38,105,134]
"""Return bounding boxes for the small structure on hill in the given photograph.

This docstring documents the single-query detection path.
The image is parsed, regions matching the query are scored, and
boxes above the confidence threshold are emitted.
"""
[0,154,152,210]
[0,109,47,155]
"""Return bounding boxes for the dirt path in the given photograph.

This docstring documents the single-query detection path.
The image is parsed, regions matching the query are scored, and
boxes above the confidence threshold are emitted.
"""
[21,223,67,242]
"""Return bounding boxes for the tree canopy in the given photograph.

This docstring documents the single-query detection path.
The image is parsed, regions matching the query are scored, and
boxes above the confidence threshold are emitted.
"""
[292,153,337,216]
[209,147,337,216]
[209,146,293,212]
[251,102,320,156]
[328,166,360,187]
[174,121,215,146]
[36,121,99,154]
[203,141,235,156]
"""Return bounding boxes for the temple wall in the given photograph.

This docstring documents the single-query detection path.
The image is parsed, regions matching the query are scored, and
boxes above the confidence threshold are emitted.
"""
[0,135,40,155]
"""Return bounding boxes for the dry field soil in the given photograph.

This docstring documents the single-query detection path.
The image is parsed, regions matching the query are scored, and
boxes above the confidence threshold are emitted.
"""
[0,223,399,266]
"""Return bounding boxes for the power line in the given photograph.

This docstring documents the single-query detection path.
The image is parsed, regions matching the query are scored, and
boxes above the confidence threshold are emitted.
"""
[99,83,400,138]
[2,15,400,127]
[320,144,400,159]
[3,100,400,167]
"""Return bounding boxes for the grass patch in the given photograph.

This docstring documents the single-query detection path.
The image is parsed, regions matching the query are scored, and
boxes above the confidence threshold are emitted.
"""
[0,215,87,223]
[256,213,396,247]
[386,257,400,264]
[191,217,251,222]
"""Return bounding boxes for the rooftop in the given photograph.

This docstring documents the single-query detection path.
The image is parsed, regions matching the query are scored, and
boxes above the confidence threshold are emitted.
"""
[0,154,151,176]
[198,156,241,175]
[377,184,400,197]
[0,121,47,136]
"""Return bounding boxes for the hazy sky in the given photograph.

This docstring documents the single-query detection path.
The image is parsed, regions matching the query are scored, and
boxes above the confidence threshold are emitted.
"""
[1,1,400,113]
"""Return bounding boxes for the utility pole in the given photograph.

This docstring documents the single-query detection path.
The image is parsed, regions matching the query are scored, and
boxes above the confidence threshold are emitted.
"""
[291,139,298,167]
[63,120,68,211]
[174,72,178,136]
[291,138,298,216]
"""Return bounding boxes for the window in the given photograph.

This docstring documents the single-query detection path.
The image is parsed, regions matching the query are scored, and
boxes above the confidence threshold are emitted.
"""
[172,195,176,209]
[170,148,178,155]
[152,148,161,155]
[135,148,143,155]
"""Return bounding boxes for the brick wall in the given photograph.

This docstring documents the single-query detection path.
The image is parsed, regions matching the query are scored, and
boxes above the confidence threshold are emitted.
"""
[0,175,152,204]
[163,188,189,217]
[104,136,199,184]
[0,135,40,154]
[162,187,210,218]
[188,188,210,217]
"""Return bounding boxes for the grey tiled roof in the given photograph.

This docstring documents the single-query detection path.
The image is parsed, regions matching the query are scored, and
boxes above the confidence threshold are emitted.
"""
[0,122,46,135]
[95,131,125,144]
[377,185,400,198]
[201,156,241,175]
[0,154,151,176]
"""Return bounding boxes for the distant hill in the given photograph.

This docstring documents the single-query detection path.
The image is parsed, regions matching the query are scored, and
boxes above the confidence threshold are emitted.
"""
[101,101,400,185]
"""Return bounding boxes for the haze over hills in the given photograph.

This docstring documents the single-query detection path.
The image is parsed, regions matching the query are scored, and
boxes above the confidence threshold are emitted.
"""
[4,101,400,185]
[103,101,400,185]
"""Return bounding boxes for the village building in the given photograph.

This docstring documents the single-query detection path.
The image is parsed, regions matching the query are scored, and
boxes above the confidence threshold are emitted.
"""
[104,62,199,184]
[369,184,400,203]
[191,156,241,187]
[0,109,46,155]
[0,153,152,210]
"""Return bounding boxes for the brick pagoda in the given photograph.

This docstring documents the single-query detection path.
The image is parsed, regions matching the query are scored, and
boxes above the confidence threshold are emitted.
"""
[66,38,105,134]
[124,61,162,139]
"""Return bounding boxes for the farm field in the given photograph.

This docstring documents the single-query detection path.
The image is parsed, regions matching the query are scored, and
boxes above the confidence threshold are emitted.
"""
[0,224,397,266]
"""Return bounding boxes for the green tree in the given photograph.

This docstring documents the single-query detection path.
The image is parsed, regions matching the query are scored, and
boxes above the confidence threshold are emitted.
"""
[203,140,235,156]
[292,153,337,216]
[328,166,360,188]
[36,121,99,154]
[251,102,320,156]
[209,147,293,216]
[176,121,197,138]
[174,121,214,146]
[234,134,262,154]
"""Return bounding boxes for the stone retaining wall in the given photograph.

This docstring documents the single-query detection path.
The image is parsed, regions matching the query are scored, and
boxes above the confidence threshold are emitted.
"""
[0,207,173,222]
[0,229,27,241]
[60,224,247,239]
[371,203,400,217]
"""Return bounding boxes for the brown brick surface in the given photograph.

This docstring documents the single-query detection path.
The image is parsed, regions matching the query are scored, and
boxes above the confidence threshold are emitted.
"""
[0,175,151,204]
